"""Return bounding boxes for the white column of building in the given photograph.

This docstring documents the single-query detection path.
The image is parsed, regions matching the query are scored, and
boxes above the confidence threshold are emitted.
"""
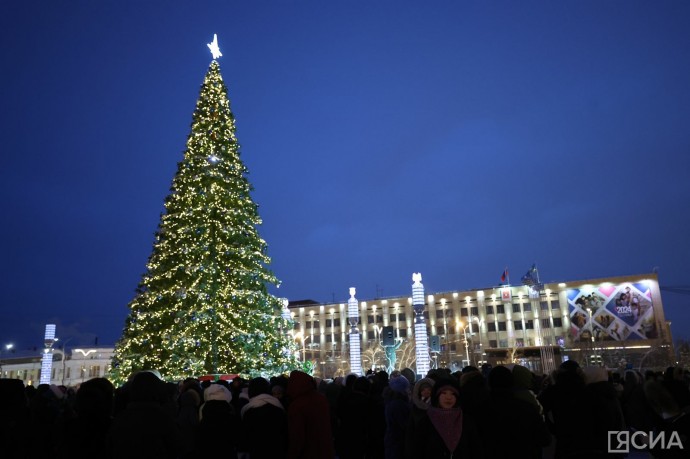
[412,273,430,377]
[348,288,362,375]
[40,324,56,385]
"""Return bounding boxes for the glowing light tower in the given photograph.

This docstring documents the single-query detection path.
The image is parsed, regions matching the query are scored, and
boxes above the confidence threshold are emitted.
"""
[412,273,430,377]
[40,324,57,384]
[348,287,362,375]
[280,298,292,331]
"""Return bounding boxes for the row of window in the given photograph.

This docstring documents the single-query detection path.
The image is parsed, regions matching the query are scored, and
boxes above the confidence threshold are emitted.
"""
[305,316,565,344]
[1,365,104,382]
[298,301,562,328]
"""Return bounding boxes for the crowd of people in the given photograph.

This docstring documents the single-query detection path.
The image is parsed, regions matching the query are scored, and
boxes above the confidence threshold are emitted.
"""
[0,361,689,458]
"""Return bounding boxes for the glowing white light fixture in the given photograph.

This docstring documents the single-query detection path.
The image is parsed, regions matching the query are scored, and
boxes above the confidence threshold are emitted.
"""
[207,34,222,59]
[412,273,430,377]
[40,324,57,384]
[74,349,97,357]
[281,298,291,321]
[347,287,362,375]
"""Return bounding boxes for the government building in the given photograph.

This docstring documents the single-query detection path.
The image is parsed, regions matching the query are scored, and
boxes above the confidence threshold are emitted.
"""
[287,272,672,378]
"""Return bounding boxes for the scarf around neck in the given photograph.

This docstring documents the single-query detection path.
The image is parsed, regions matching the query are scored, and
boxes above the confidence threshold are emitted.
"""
[427,406,463,453]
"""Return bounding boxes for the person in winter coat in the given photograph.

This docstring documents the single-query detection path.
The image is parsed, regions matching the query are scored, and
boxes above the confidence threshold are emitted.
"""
[57,377,114,459]
[484,366,550,459]
[579,366,626,456]
[240,377,288,459]
[644,379,690,459]
[409,378,434,427]
[106,371,182,459]
[195,382,240,458]
[384,375,411,459]
[405,377,483,459]
[336,376,374,459]
[286,370,334,459]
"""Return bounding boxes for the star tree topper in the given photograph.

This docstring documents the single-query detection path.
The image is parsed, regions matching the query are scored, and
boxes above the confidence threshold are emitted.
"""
[207,34,222,59]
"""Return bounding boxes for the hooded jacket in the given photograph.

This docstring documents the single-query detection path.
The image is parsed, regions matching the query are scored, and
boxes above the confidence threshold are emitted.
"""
[286,371,334,459]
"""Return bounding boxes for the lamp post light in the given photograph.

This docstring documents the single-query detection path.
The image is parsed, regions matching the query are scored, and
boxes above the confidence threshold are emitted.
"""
[457,321,470,368]
[457,316,481,367]
[586,307,596,365]
[56,337,73,386]
[293,332,310,363]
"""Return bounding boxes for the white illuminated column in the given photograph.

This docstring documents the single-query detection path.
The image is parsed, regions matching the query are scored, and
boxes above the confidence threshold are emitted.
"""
[412,273,430,377]
[40,324,56,385]
[281,298,291,324]
[348,287,362,375]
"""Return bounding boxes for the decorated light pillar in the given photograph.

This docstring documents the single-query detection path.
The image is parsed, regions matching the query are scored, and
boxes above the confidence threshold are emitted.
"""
[40,324,56,384]
[348,287,362,375]
[412,273,430,377]
[280,298,292,327]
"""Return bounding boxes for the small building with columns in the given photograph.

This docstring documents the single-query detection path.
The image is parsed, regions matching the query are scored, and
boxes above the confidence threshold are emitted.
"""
[0,347,114,387]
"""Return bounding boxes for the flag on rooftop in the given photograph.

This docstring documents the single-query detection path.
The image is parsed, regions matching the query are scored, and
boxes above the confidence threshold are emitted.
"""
[521,264,538,286]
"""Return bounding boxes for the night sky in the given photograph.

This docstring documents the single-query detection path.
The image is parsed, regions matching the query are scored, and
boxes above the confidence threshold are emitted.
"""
[2,1,689,352]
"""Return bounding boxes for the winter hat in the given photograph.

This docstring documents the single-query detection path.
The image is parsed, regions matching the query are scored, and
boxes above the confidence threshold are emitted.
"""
[430,377,461,407]
[559,359,580,372]
[389,375,410,394]
[49,384,65,400]
[204,383,232,403]
[419,380,433,392]
[488,365,514,391]
[129,371,165,403]
[511,365,533,390]
[248,377,271,398]
[413,377,436,409]
[401,367,416,385]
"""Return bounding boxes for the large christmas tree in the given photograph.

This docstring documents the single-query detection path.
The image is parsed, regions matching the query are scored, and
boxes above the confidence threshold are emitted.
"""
[111,38,297,383]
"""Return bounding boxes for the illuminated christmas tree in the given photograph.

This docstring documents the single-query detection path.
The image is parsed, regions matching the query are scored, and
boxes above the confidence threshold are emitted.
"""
[111,36,297,383]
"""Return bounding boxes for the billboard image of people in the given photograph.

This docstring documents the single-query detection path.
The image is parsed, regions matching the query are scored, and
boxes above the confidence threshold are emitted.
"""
[567,282,656,342]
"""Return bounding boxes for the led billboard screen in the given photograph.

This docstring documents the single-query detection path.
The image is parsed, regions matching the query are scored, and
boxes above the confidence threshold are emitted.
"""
[567,282,656,342]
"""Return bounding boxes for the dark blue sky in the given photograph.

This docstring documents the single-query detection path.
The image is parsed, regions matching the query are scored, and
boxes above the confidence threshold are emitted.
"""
[2,1,689,351]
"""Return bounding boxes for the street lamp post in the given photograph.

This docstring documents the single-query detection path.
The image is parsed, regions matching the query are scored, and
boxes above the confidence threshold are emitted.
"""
[586,308,596,365]
[57,337,72,386]
[457,321,470,368]
[293,332,311,363]
[457,316,481,367]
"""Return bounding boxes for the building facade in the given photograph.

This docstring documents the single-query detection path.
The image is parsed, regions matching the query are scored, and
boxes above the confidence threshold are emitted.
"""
[288,273,672,377]
[0,273,673,384]
[0,347,114,387]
